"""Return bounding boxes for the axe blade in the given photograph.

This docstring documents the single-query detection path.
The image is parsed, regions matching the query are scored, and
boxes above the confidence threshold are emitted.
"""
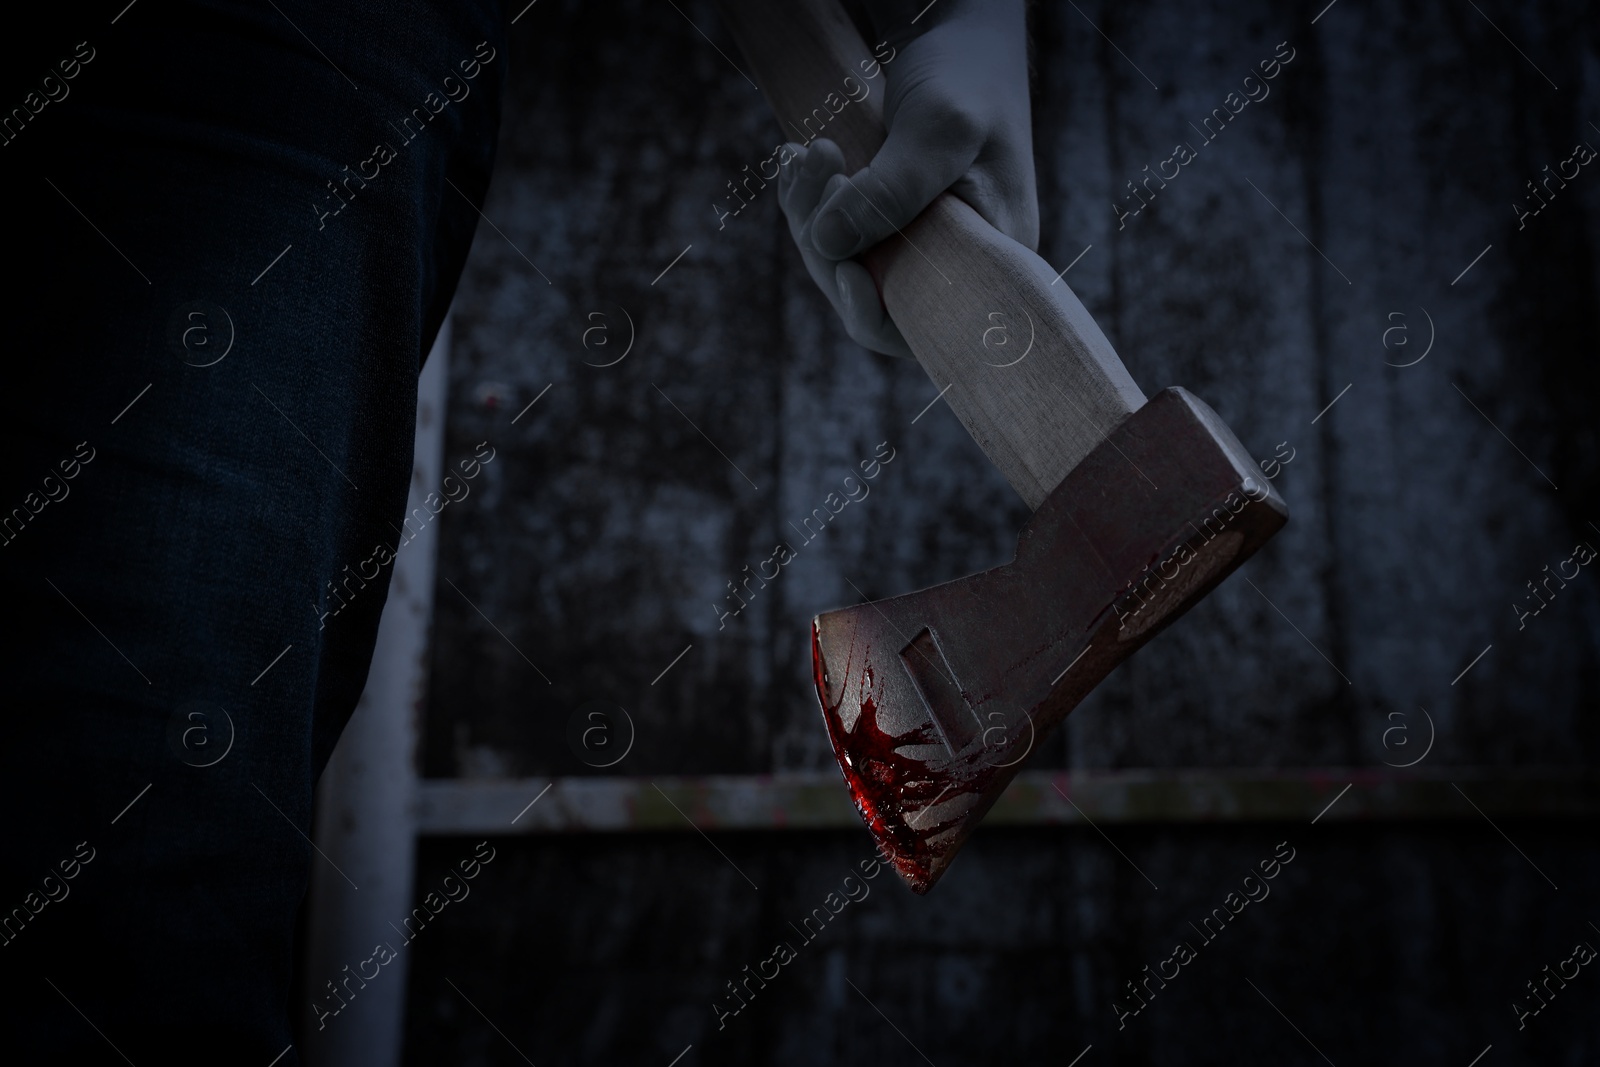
[813,388,1288,893]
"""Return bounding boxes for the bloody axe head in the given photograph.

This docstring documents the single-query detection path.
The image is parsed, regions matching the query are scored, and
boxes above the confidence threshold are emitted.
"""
[813,388,1287,893]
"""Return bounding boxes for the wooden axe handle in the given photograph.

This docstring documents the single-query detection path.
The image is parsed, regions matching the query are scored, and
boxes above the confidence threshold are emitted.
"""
[714,0,1147,509]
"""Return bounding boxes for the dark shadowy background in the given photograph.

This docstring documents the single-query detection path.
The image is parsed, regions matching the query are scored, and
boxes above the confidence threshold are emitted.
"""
[405,0,1598,1062]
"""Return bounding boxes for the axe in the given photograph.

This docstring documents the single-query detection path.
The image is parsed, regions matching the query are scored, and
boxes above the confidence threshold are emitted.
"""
[715,0,1288,892]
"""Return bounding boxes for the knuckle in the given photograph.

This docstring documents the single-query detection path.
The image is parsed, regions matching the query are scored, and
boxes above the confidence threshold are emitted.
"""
[929,99,984,146]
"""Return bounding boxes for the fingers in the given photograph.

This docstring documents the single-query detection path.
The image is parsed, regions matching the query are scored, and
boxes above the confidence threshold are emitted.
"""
[835,260,911,357]
[778,138,911,358]
[806,103,980,259]
[779,140,845,224]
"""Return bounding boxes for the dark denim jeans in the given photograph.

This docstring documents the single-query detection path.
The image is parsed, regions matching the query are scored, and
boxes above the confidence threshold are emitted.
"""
[0,2,504,1059]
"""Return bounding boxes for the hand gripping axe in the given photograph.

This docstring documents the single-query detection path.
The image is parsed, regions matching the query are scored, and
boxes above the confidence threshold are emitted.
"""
[715,0,1288,892]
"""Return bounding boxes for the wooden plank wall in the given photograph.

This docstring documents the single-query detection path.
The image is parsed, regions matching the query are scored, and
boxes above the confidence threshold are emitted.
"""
[403,1,1598,1063]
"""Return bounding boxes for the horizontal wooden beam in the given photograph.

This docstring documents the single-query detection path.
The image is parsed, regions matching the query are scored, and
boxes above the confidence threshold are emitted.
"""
[415,768,1598,835]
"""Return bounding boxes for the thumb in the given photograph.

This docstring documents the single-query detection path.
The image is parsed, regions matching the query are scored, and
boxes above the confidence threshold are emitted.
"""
[806,109,977,260]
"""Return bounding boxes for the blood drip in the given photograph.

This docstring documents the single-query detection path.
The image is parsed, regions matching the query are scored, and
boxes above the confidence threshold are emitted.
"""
[812,620,993,894]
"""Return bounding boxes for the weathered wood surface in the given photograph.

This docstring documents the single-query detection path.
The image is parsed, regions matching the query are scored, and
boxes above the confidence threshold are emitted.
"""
[407,0,1599,1061]
[426,0,1597,783]
[412,768,1600,833]
[403,826,1598,1064]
